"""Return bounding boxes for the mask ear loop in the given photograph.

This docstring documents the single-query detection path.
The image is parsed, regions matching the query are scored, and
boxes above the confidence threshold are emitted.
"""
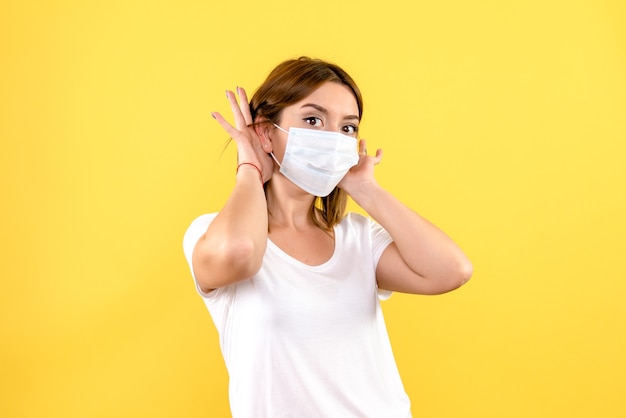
[263,123,285,168]
[273,123,289,134]
[269,152,282,168]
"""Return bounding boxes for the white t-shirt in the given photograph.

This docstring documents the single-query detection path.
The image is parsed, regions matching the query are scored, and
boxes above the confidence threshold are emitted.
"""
[183,212,412,418]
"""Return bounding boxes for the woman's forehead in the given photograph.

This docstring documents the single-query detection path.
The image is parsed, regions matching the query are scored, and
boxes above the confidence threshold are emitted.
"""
[290,82,359,117]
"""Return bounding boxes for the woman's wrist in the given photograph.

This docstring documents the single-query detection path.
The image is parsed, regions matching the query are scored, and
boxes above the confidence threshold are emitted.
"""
[343,180,382,208]
[236,162,264,184]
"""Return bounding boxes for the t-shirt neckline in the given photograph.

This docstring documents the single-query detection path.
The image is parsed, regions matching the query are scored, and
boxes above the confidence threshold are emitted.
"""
[266,223,341,271]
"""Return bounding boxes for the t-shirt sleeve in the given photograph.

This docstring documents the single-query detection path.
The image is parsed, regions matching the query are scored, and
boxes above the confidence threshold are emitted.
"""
[369,217,393,267]
[182,213,219,298]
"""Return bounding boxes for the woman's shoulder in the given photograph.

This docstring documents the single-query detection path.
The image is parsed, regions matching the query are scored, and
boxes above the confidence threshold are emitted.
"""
[342,211,370,222]
[340,212,390,241]
[340,212,372,230]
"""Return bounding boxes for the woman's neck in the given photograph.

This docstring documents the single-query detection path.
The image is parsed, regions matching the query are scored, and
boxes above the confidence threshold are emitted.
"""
[265,177,316,230]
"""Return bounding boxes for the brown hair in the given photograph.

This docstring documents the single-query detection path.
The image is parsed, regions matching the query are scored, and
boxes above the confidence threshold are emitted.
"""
[249,57,363,230]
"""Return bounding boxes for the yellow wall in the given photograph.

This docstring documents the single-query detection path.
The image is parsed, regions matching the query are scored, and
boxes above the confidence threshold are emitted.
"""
[2,0,625,417]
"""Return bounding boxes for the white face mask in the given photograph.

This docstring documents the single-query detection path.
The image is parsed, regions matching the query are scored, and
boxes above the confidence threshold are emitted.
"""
[270,124,359,197]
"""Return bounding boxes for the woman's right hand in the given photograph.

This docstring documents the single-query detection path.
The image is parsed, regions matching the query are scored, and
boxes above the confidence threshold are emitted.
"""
[211,87,274,183]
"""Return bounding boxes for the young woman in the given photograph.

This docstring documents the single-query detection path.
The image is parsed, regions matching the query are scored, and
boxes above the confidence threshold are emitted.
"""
[183,57,472,417]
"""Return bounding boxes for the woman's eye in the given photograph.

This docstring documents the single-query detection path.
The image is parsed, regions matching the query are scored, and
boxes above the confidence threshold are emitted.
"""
[304,117,323,127]
[342,125,358,135]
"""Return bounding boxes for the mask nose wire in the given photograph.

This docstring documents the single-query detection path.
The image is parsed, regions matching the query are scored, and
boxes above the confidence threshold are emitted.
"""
[274,122,355,138]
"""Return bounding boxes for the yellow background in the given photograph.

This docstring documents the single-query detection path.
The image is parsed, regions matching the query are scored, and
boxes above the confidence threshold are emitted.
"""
[2,0,625,417]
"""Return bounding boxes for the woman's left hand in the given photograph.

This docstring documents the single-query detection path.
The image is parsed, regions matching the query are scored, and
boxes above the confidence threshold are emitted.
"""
[338,138,383,197]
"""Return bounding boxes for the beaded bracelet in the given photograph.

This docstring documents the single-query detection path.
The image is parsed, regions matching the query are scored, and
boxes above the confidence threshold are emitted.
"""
[236,162,264,184]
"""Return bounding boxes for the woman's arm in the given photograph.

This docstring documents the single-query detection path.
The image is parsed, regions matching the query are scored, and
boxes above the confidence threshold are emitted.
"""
[340,140,473,295]
[191,88,273,292]
[191,167,268,292]
[355,184,472,295]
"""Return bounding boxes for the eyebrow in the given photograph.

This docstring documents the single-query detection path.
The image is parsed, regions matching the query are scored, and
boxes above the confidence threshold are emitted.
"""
[300,103,360,121]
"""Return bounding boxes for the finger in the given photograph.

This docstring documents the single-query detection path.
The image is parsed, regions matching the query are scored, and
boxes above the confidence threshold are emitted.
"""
[236,87,253,126]
[373,148,383,165]
[225,90,247,131]
[211,111,240,140]
[358,138,367,156]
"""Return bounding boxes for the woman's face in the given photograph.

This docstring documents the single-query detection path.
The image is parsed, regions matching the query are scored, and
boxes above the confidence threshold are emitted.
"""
[269,82,360,159]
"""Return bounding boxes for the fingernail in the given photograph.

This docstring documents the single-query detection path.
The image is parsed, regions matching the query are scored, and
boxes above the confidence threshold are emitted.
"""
[211,112,216,119]
[225,90,229,98]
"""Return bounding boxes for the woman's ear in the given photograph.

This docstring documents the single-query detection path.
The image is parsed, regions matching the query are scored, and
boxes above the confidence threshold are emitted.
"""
[259,131,272,153]
[254,117,273,153]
